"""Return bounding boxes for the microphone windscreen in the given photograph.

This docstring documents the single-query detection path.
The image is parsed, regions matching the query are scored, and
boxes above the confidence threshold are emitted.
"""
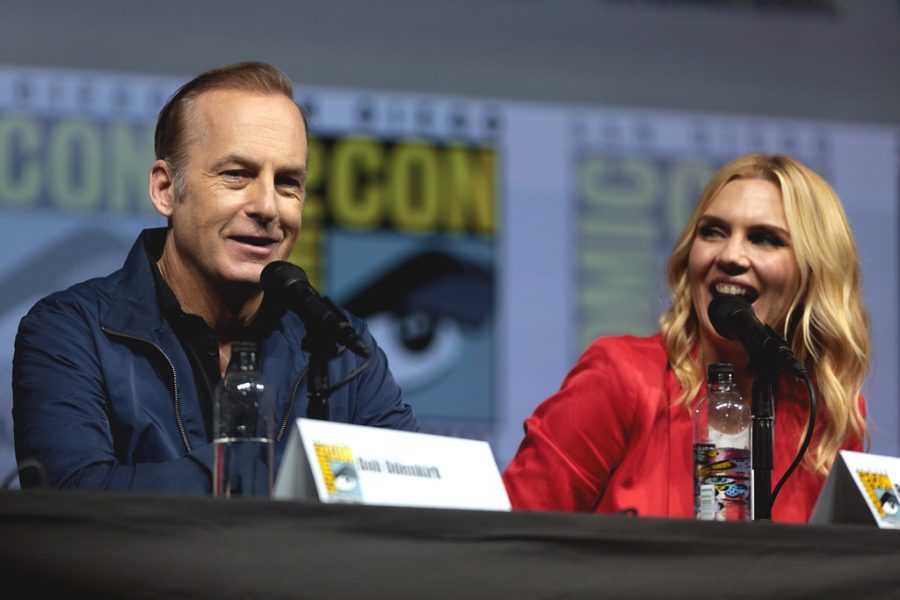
[260,261,309,290]
[707,294,753,340]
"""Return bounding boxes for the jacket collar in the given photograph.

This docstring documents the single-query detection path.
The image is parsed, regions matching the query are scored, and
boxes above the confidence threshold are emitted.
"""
[100,228,169,342]
[100,228,309,351]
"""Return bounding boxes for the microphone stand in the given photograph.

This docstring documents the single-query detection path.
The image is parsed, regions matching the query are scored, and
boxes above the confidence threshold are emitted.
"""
[302,329,340,421]
[750,365,777,521]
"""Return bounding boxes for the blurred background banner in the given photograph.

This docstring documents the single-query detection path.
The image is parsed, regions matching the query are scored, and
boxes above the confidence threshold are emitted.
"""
[1,0,899,486]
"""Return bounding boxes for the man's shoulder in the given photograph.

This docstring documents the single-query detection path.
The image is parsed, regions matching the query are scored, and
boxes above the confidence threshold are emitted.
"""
[22,230,154,325]
[23,269,124,323]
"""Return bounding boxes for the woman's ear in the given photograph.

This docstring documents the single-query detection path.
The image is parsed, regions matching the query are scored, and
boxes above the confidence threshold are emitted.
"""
[149,159,176,217]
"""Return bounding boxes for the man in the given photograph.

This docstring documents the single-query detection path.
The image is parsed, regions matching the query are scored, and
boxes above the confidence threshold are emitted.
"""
[12,62,418,493]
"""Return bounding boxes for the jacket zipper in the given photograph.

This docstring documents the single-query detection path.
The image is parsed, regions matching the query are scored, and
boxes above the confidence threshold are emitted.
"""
[101,327,192,454]
[103,330,337,447]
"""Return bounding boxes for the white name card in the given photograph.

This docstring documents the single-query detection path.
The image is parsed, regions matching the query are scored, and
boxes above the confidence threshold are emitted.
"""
[273,418,511,511]
[810,450,900,528]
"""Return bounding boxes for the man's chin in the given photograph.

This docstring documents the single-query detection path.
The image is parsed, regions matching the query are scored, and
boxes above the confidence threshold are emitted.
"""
[219,266,266,290]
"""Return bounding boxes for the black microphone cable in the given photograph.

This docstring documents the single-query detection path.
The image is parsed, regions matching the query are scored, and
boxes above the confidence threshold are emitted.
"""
[321,352,372,396]
[769,372,816,510]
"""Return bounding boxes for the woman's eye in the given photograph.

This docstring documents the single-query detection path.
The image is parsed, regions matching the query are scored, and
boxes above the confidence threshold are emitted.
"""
[698,224,725,239]
[751,232,786,247]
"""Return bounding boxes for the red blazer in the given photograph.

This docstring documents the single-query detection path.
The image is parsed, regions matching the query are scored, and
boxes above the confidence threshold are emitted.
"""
[502,334,864,523]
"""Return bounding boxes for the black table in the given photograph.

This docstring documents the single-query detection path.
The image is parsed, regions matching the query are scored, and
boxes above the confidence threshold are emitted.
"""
[1,489,898,598]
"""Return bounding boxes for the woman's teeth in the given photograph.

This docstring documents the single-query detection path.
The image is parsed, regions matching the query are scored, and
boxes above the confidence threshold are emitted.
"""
[715,283,747,296]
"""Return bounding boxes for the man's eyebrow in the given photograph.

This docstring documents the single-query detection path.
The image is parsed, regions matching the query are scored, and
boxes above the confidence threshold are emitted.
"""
[209,154,258,171]
[208,156,306,180]
[279,165,306,177]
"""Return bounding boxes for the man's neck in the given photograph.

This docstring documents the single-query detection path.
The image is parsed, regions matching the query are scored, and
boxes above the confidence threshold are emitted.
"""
[156,242,262,340]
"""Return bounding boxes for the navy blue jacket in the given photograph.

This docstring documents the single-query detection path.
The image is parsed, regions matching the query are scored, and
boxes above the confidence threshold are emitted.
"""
[12,228,418,493]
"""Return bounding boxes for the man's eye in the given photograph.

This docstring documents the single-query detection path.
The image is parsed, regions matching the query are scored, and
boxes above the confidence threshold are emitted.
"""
[223,170,248,181]
[276,176,301,188]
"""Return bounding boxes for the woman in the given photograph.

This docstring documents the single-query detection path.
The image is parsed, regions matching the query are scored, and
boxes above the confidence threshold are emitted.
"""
[502,153,870,523]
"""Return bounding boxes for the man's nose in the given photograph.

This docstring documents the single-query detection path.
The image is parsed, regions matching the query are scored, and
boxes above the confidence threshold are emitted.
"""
[246,179,278,222]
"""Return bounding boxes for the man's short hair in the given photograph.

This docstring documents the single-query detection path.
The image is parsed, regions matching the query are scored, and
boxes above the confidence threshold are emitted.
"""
[154,61,308,197]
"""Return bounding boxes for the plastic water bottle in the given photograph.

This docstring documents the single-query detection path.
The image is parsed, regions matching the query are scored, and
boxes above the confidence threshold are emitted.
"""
[212,341,275,498]
[692,362,752,521]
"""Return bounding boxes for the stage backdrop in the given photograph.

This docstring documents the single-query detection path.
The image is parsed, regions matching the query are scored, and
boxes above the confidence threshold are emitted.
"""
[0,65,897,488]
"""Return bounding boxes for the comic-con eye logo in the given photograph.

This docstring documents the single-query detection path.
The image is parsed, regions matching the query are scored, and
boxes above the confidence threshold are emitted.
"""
[880,491,899,517]
[314,443,362,501]
[857,470,900,524]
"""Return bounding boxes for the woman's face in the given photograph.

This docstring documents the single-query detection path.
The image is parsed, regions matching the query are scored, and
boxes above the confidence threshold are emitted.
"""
[687,178,801,358]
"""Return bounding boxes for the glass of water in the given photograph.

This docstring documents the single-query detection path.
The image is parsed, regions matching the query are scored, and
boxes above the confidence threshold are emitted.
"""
[212,341,275,498]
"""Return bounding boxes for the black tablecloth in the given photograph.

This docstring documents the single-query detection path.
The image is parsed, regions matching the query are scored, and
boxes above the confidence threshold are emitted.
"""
[1,489,899,598]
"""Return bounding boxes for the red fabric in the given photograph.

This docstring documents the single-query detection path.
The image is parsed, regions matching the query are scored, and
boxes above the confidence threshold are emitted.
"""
[502,334,864,524]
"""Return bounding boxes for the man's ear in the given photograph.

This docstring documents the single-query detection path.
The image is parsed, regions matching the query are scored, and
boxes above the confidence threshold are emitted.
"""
[149,159,177,217]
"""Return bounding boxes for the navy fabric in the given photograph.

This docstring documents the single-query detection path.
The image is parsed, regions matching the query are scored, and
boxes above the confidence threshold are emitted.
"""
[12,228,419,493]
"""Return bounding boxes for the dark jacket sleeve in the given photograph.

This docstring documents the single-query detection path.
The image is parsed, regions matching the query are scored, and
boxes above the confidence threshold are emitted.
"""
[345,314,420,432]
[12,297,212,494]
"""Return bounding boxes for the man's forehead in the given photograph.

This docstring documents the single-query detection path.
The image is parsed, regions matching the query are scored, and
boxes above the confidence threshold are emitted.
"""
[188,89,305,130]
[182,88,307,154]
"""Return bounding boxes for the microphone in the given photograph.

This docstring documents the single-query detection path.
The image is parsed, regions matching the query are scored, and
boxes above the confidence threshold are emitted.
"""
[260,261,371,358]
[707,294,806,377]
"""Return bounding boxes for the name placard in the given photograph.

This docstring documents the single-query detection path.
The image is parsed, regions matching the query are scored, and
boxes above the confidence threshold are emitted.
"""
[810,450,900,528]
[273,419,511,511]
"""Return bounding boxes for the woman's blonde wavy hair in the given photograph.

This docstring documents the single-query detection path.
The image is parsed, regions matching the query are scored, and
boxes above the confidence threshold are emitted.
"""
[659,153,870,474]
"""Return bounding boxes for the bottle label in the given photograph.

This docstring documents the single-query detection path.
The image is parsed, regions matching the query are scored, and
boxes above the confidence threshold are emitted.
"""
[693,444,751,521]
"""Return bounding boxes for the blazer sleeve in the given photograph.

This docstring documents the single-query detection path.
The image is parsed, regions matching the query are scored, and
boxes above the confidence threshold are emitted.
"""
[502,337,641,512]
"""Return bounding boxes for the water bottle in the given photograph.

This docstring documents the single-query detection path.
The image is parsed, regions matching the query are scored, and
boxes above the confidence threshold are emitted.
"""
[692,362,752,521]
[212,341,275,498]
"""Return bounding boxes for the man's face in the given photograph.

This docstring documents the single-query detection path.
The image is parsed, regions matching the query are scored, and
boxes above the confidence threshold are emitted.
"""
[164,89,307,291]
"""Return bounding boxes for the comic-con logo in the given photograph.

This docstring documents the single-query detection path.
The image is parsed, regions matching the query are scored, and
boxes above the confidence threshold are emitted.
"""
[856,470,900,524]
[314,443,362,501]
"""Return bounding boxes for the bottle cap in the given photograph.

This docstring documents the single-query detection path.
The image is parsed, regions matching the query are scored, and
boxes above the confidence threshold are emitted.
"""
[231,341,258,355]
[229,341,260,370]
[707,362,734,380]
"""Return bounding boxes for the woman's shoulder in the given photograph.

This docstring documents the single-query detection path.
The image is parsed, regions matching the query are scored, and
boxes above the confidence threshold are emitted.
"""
[581,333,668,364]
[568,333,671,390]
